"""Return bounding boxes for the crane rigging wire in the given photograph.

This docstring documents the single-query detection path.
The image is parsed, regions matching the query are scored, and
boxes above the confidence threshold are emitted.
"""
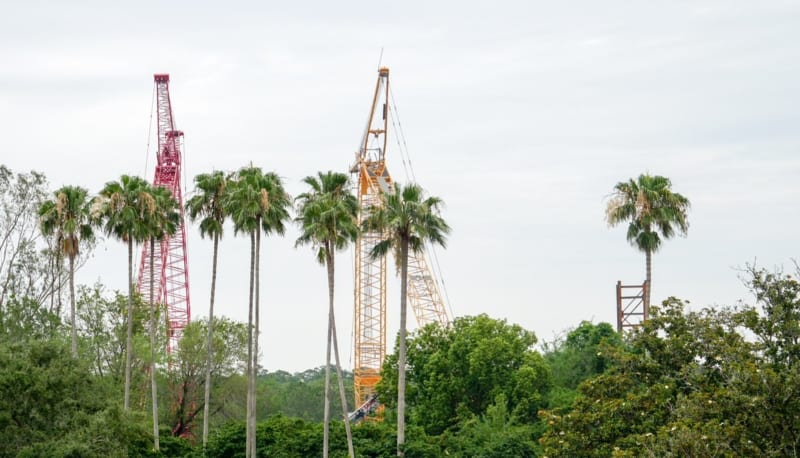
[387,86,455,320]
[136,85,157,275]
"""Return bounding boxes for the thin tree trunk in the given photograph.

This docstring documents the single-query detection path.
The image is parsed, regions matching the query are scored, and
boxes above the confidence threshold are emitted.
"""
[124,239,134,411]
[328,249,354,458]
[57,251,63,318]
[645,249,652,314]
[203,233,219,448]
[251,226,261,458]
[149,238,160,451]
[69,254,77,358]
[397,238,409,457]
[245,231,255,458]
[323,267,332,458]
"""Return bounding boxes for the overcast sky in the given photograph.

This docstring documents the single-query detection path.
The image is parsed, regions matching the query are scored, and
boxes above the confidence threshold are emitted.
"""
[1,0,798,372]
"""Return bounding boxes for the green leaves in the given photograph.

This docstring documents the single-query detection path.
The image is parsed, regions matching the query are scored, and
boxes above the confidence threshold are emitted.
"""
[378,314,550,436]
[98,175,153,244]
[294,171,359,265]
[540,269,800,457]
[227,166,291,237]
[605,173,690,255]
[185,170,228,240]
[362,182,450,265]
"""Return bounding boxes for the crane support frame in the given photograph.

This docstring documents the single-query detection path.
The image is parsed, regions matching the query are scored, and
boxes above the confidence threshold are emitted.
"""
[137,74,191,356]
[351,67,450,410]
[353,68,392,407]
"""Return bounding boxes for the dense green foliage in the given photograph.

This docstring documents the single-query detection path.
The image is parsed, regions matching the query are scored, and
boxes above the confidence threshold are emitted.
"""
[540,268,800,457]
[544,321,623,408]
[379,314,550,435]
[2,164,798,457]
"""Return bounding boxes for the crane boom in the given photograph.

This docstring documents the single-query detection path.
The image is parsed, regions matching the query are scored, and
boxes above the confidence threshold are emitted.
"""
[136,74,191,356]
[407,252,448,326]
[351,67,449,410]
[352,67,391,408]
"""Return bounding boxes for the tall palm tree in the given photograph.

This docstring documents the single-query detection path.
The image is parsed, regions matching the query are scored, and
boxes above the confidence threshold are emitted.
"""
[227,166,291,458]
[38,185,96,358]
[363,182,450,457]
[295,171,358,458]
[141,184,179,451]
[605,173,690,308]
[185,170,229,448]
[98,175,152,411]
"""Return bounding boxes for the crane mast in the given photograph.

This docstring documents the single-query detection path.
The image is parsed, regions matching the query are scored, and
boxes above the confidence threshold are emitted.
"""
[351,67,450,410]
[352,67,392,407]
[137,74,191,356]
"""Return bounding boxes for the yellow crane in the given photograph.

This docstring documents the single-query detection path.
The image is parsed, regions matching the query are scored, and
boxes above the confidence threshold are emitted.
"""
[350,67,450,414]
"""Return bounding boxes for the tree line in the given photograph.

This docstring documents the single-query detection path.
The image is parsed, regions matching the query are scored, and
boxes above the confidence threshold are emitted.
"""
[5,164,795,457]
[3,266,797,457]
[1,163,449,457]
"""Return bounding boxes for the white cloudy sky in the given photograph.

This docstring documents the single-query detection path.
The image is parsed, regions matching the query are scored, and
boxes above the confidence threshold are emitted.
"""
[1,1,798,372]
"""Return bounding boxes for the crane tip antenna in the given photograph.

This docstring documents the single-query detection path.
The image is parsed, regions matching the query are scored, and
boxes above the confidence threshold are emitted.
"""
[377,47,384,70]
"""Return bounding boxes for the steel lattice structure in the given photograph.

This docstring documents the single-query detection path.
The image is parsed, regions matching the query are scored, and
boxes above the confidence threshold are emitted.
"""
[616,280,648,332]
[137,74,191,356]
[351,67,449,409]
[407,252,449,327]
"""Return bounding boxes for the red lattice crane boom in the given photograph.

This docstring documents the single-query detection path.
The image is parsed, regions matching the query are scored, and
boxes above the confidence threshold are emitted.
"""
[137,74,191,355]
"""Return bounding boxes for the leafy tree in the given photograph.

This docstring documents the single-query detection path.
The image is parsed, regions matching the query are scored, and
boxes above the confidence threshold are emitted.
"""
[378,314,550,438]
[540,268,800,458]
[170,317,248,438]
[0,336,164,458]
[435,394,542,458]
[363,182,450,456]
[98,175,152,410]
[204,414,397,458]
[735,267,800,455]
[605,174,690,307]
[258,367,354,422]
[0,339,104,456]
[227,166,291,457]
[540,298,727,457]
[0,165,53,310]
[186,169,229,447]
[0,295,61,344]
[75,284,150,384]
[38,185,96,358]
[295,171,359,458]
[543,321,621,408]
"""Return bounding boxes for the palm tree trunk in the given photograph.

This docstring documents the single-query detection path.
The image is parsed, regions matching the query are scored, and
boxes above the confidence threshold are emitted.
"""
[69,254,77,358]
[323,278,332,458]
[251,227,261,458]
[203,232,219,448]
[124,239,134,411]
[245,231,255,458]
[645,249,652,315]
[328,249,354,458]
[57,251,63,318]
[397,237,410,457]
[149,237,160,451]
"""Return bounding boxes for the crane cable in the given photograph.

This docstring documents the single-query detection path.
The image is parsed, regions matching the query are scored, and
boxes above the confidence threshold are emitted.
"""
[136,85,157,275]
[388,86,455,320]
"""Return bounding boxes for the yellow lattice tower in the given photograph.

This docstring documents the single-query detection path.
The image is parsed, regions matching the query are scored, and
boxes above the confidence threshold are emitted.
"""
[351,67,450,411]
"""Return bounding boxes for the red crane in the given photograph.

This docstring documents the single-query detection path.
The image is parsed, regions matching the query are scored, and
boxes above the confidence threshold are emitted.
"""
[137,74,191,356]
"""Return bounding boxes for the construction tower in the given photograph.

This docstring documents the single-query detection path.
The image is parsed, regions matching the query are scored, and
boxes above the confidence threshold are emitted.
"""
[137,74,191,356]
[351,67,449,411]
